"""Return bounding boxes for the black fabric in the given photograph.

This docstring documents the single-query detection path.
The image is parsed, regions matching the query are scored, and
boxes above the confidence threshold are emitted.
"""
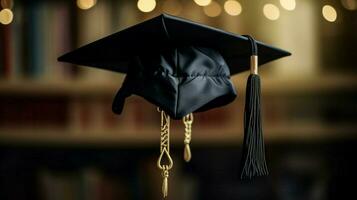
[58,14,291,119]
[58,14,290,75]
[240,74,268,178]
[113,46,236,119]
[240,35,268,179]
[112,75,132,114]
[243,35,258,55]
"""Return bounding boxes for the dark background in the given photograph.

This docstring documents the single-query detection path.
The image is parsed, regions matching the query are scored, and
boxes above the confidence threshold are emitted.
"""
[0,0,357,199]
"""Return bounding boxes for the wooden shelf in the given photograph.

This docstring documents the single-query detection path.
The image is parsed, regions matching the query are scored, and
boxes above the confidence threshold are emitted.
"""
[0,123,355,146]
[0,80,119,96]
[1,75,356,147]
[0,75,356,97]
[232,74,357,95]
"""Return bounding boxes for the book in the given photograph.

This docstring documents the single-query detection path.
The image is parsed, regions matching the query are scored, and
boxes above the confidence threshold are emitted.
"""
[0,23,12,78]
[9,3,24,80]
[22,1,46,78]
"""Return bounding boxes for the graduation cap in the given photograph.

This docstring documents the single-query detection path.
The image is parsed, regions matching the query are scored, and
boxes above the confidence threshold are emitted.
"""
[58,14,290,197]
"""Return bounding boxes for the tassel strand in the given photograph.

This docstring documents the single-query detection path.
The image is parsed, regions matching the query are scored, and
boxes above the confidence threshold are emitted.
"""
[240,74,268,179]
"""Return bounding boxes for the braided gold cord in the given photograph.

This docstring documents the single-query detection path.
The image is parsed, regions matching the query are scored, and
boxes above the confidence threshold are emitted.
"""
[157,108,173,198]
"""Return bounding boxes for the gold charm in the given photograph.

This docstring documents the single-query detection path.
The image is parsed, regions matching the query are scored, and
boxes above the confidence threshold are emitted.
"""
[183,113,193,162]
[157,108,173,198]
[162,165,169,198]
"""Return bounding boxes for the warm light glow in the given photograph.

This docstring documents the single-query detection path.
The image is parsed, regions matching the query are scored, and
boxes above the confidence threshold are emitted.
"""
[0,8,13,25]
[224,0,242,16]
[77,0,97,10]
[162,0,183,15]
[279,0,296,11]
[203,1,222,17]
[263,4,280,20]
[322,5,337,22]
[194,0,212,7]
[137,0,156,13]
[1,0,14,9]
[341,0,357,10]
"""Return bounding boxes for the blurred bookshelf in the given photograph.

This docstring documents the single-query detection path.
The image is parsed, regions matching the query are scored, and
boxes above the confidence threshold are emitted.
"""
[0,75,356,146]
[1,1,357,200]
[1,0,357,147]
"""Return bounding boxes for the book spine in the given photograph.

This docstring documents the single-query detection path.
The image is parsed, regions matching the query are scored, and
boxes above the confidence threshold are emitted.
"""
[2,24,12,78]
[24,2,45,78]
[54,2,72,79]
[10,4,24,80]
[0,24,3,77]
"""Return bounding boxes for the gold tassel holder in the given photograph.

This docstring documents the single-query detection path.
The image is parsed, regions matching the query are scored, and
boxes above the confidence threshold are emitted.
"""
[183,113,193,162]
[250,55,258,75]
[157,108,173,198]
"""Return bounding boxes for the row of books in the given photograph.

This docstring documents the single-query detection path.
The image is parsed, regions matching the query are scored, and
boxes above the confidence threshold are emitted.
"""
[0,0,143,81]
[1,94,353,133]
[36,156,192,200]
[1,1,75,80]
[38,168,132,200]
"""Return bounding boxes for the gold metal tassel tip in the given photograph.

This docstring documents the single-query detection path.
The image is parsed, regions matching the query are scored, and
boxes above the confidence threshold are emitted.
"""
[184,144,192,162]
[162,167,169,198]
[183,113,193,162]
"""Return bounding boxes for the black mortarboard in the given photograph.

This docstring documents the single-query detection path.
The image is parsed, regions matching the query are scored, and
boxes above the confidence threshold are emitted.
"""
[58,14,291,197]
[58,14,289,118]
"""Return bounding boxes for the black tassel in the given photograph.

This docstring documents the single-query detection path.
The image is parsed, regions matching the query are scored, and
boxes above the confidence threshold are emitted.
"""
[240,73,268,179]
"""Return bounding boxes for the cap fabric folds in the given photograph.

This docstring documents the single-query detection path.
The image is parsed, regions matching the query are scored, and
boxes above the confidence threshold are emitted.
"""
[112,46,236,119]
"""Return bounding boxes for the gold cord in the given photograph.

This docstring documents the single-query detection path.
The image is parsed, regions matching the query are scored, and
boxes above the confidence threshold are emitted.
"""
[183,113,193,162]
[157,108,173,198]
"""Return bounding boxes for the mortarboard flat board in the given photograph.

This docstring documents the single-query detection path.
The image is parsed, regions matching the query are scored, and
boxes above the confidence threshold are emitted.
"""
[58,13,290,75]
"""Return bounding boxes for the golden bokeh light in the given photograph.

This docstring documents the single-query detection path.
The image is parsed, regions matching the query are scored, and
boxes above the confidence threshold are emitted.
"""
[341,0,357,10]
[77,0,97,10]
[279,0,296,11]
[224,0,242,16]
[203,1,222,17]
[322,5,337,22]
[162,0,183,15]
[0,8,13,25]
[194,0,212,7]
[263,4,280,21]
[137,0,156,13]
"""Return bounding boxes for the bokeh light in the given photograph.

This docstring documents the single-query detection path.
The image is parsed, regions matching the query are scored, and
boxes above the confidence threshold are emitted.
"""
[322,5,337,22]
[279,0,296,11]
[194,0,212,7]
[0,8,13,25]
[263,4,280,20]
[224,0,242,16]
[203,1,222,17]
[341,0,357,10]
[77,0,97,10]
[137,0,156,13]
